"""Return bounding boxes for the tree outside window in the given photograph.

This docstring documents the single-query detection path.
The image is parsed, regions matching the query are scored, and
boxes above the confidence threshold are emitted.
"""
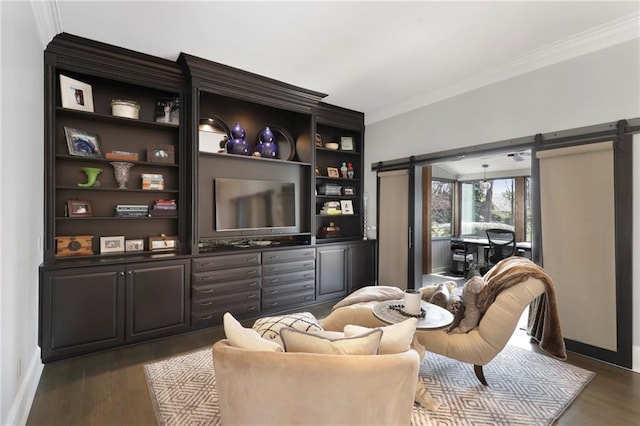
[460,179,514,236]
[431,180,453,238]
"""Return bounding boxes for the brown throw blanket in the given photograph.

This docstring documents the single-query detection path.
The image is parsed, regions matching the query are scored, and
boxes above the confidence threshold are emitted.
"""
[478,256,567,360]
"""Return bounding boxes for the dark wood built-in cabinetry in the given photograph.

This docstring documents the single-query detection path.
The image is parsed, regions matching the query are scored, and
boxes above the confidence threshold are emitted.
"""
[39,33,375,362]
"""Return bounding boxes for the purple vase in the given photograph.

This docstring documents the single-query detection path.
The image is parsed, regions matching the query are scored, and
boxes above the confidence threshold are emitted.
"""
[226,123,250,155]
[255,127,279,158]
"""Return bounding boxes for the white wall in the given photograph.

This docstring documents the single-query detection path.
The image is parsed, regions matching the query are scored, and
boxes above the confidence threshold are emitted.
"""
[364,38,640,370]
[1,2,45,424]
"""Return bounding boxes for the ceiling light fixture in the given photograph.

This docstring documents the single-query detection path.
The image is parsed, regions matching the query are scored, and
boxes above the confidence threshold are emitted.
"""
[479,164,491,191]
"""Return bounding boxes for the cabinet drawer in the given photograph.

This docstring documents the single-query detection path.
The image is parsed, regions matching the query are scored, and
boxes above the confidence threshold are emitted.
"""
[192,289,261,312]
[262,260,315,276]
[192,301,260,327]
[262,269,315,288]
[192,278,260,300]
[192,265,261,284]
[262,280,315,301]
[193,253,260,271]
[262,248,315,264]
[261,289,315,311]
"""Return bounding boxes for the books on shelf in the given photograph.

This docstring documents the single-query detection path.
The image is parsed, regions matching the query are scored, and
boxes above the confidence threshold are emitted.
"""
[105,150,139,161]
[114,204,149,217]
[141,173,164,190]
[150,199,177,217]
[320,201,342,215]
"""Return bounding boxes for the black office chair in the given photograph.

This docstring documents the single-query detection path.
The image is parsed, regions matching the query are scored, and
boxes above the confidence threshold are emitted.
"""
[485,229,517,267]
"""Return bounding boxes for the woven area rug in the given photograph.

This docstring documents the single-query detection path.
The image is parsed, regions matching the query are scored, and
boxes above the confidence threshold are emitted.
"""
[144,344,594,426]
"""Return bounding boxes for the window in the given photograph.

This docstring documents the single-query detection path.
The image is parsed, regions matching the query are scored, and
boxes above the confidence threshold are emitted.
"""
[431,180,453,238]
[460,179,514,236]
[524,176,532,241]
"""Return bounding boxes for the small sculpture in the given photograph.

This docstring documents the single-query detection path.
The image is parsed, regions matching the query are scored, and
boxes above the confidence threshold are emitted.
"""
[340,162,348,178]
[347,162,354,179]
[78,167,102,188]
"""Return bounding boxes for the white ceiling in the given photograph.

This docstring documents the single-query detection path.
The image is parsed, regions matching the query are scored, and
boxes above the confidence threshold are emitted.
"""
[39,1,639,173]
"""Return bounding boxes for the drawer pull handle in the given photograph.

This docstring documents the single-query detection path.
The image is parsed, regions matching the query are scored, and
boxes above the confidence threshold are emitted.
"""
[303,274,313,278]
[304,284,313,289]
[268,255,279,260]
[199,262,213,268]
[304,295,313,300]
[269,289,279,294]
[201,301,213,306]
[247,257,258,262]
[198,276,214,281]
[269,278,279,283]
[247,294,257,299]
[247,270,256,275]
[248,282,258,287]
[304,252,312,256]
[201,289,214,294]
[267,302,279,307]
[247,306,257,311]
[201,315,212,320]
[266,267,276,272]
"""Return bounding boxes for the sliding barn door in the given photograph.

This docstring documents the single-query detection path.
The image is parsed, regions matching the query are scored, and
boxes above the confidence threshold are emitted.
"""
[378,170,409,289]
[536,139,632,367]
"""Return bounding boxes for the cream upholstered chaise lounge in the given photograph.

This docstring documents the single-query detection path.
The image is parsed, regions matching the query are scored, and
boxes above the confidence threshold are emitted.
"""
[322,257,565,386]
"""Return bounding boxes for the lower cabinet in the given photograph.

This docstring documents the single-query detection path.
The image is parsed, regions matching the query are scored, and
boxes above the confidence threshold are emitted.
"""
[39,259,190,362]
[316,240,376,302]
[261,248,316,312]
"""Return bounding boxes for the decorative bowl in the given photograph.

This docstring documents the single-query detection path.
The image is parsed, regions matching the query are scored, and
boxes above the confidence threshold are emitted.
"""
[325,142,339,150]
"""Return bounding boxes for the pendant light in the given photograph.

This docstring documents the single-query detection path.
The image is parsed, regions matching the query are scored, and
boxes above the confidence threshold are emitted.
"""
[479,164,491,191]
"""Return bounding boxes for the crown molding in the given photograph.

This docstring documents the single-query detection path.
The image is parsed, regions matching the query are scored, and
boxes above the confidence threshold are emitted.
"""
[366,12,640,125]
[30,0,62,48]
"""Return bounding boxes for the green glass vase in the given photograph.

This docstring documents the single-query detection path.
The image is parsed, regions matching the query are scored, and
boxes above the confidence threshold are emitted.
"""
[78,167,102,188]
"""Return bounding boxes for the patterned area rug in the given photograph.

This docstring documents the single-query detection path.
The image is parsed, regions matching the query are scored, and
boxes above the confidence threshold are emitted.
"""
[144,344,594,426]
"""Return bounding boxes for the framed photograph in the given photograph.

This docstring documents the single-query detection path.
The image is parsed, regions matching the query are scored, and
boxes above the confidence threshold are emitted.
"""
[64,127,103,158]
[125,239,144,252]
[327,167,339,178]
[149,235,179,251]
[100,236,125,254]
[155,97,180,125]
[147,143,175,163]
[343,186,355,196]
[315,133,323,147]
[66,199,93,217]
[315,166,321,176]
[340,136,354,151]
[340,200,354,215]
[60,74,94,112]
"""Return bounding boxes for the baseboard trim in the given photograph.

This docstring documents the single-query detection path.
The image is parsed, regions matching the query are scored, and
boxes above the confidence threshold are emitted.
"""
[5,347,43,426]
[633,344,640,373]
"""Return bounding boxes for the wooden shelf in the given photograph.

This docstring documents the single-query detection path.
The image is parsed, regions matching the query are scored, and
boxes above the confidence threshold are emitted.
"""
[56,107,179,130]
[55,154,179,168]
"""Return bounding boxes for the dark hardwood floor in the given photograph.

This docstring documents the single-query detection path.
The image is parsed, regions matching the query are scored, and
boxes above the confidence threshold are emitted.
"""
[27,302,640,425]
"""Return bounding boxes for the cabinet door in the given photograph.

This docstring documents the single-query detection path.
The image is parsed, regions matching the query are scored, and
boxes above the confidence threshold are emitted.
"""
[348,241,376,292]
[40,266,125,362]
[316,245,348,302]
[126,260,190,342]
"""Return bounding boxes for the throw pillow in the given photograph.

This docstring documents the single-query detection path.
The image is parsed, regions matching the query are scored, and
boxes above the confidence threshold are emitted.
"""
[223,312,283,352]
[447,274,486,334]
[252,312,323,345]
[280,327,383,355]
[343,317,418,354]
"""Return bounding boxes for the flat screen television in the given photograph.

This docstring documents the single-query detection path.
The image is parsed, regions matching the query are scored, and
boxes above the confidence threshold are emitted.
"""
[214,178,296,231]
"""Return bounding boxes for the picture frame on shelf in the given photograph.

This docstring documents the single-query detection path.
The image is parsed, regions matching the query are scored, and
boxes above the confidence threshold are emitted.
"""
[100,236,125,254]
[125,239,144,252]
[340,136,354,151]
[66,199,93,217]
[327,167,339,178]
[146,143,175,163]
[155,97,180,125]
[315,166,321,176]
[343,186,356,196]
[64,127,103,158]
[59,74,94,112]
[340,200,354,215]
[149,235,179,251]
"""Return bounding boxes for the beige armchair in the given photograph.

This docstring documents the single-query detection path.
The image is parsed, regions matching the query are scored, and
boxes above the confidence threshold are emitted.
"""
[322,276,547,386]
[212,339,420,426]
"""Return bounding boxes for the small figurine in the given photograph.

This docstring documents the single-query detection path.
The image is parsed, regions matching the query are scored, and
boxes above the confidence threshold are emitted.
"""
[340,162,348,178]
[347,162,354,179]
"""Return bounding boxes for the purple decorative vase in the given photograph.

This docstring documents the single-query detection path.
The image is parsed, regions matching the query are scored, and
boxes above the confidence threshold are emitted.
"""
[255,127,279,159]
[226,123,250,155]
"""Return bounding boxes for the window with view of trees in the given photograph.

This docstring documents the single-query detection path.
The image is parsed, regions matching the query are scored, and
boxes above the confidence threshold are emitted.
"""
[431,180,453,238]
[525,176,532,241]
[460,179,514,236]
